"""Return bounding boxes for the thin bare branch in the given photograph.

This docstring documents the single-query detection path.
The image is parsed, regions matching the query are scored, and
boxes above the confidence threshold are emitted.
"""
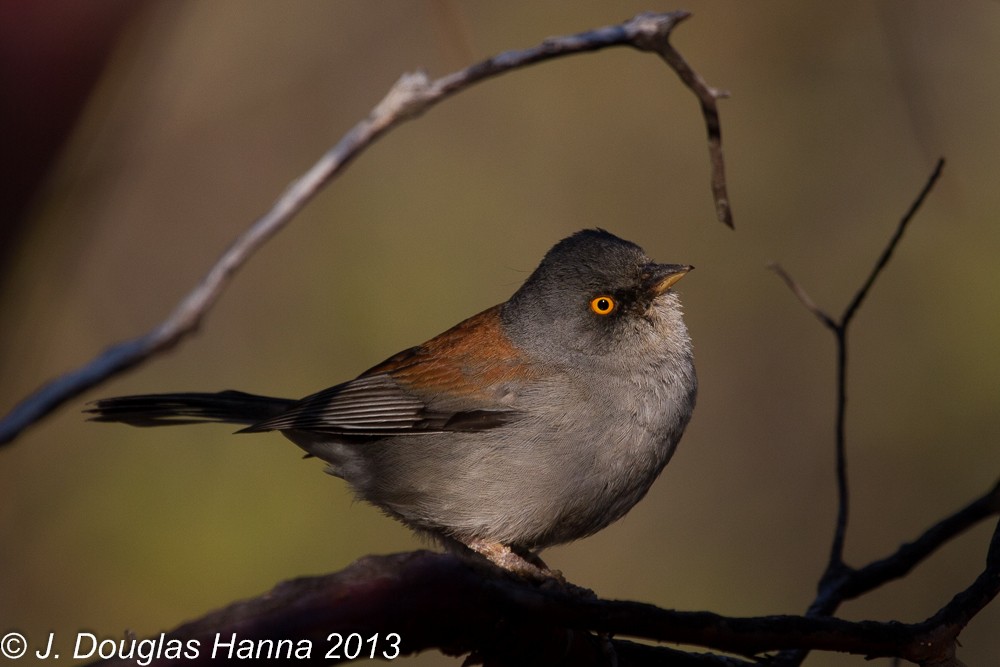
[925,515,1000,630]
[0,11,730,447]
[829,326,850,578]
[772,160,950,667]
[842,158,946,325]
[629,12,733,228]
[768,263,837,330]
[809,477,1000,616]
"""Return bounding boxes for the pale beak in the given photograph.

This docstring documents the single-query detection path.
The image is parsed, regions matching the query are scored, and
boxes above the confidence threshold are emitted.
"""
[646,264,693,296]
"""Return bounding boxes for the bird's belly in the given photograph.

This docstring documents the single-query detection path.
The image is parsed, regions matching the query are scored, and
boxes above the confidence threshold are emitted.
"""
[283,372,691,551]
[302,419,676,550]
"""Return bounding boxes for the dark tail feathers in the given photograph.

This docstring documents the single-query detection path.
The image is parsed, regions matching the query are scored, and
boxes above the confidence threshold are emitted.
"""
[86,391,296,428]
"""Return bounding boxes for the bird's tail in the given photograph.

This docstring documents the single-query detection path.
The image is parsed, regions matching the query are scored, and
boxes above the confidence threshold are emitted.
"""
[86,391,296,428]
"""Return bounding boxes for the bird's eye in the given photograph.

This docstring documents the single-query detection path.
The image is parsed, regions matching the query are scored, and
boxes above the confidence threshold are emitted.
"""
[590,296,616,316]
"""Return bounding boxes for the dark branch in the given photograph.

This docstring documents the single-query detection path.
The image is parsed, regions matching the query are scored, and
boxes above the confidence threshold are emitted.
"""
[816,477,1000,613]
[0,11,731,447]
[771,161,962,667]
[922,516,1000,633]
[841,158,946,325]
[83,549,996,667]
[767,263,836,330]
[830,160,945,574]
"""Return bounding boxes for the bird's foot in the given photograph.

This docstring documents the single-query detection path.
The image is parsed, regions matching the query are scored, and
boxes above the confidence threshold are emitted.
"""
[465,538,561,581]
[465,539,565,584]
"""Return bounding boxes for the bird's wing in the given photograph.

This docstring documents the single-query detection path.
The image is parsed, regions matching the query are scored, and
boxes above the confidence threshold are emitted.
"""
[241,372,514,436]
[244,307,532,436]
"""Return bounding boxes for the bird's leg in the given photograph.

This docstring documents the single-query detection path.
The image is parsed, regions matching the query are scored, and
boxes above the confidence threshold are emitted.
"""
[465,538,563,582]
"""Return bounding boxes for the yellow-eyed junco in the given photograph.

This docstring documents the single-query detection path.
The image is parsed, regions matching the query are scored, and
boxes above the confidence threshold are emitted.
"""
[88,229,696,579]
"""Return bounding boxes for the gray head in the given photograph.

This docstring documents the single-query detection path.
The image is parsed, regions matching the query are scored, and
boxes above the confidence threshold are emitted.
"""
[500,229,692,367]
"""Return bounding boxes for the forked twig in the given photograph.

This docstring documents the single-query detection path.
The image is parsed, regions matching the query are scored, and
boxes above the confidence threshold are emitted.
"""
[770,159,971,666]
[771,159,945,580]
[0,11,730,447]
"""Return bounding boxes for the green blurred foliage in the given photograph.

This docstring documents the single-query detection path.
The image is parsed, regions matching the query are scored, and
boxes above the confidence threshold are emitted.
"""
[2,2,999,665]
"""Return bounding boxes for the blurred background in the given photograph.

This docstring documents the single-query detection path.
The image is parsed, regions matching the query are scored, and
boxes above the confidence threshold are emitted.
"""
[2,1,999,665]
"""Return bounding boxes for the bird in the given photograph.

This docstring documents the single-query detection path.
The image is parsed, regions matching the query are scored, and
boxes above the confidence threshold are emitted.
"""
[88,229,697,579]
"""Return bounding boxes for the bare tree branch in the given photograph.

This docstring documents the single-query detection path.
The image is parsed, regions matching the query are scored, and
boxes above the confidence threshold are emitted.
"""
[770,160,975,667]
[767,263,836,330]
[841,158,946,325]
[0,10,732,447]
[772,160,944,575]
[811,477,1000,616]
[85,539,1000,667]
[630,12,732,228]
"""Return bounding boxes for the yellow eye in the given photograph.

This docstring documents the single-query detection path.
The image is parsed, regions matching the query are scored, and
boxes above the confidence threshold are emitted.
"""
[590,296,616,315]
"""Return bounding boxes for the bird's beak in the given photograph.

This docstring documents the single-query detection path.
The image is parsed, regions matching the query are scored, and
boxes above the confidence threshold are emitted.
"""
[647,264,693,296]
